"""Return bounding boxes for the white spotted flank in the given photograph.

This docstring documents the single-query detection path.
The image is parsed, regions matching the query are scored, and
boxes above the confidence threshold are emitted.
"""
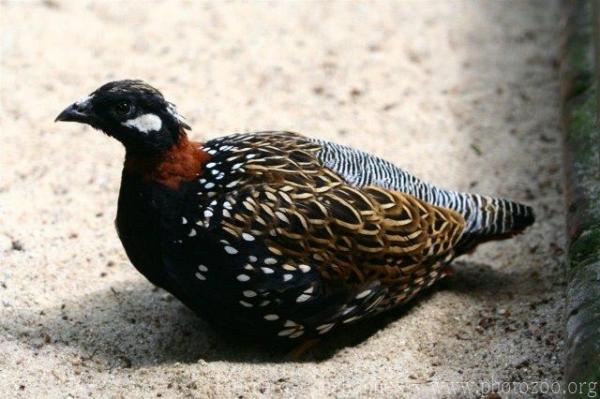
[242,233,255,241]
[316,323,335,334]
[296,293,311,303]
[224,245,238,255]
[239,300,253,308]
[277,329,295,337]
[298,264,311,273]
[195,272,206,281]
[356,289,372,299]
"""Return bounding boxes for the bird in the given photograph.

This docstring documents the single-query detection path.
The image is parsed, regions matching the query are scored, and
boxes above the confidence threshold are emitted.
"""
[55,79,535,345]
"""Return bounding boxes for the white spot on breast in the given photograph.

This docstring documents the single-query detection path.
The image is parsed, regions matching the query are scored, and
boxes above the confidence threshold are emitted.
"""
[122,113,162,133]
[278,329,295,336]
[264,314,279,321]
[356,289,372,299]
[198,265,208,272]
[181,217,188,225]
[195,272,206,281]
[239,300,253,308]
[249,256,258,263]
[204,209,213,218]
[206,162,216,168]
[264,257,277,265]
[224,245,238,255]
[261,267,274,274]
[237,274,250,282]
[243,290,257,297]
[188,228,197,237]
[296,294,311,303]
[283,274,293,282]
[204,182,215,189]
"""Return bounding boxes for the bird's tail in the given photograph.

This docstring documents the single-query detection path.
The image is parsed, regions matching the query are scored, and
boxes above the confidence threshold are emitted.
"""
[454,194,535,255]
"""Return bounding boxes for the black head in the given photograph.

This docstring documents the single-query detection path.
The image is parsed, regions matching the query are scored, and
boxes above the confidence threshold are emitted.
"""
[56,80,190,154]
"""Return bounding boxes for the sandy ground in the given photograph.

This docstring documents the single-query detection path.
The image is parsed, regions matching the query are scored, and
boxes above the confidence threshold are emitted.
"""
[0,1,566,398]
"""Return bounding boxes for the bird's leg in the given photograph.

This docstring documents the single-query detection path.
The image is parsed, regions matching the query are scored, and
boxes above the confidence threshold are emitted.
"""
[441,263,455,278]
[288,338,320,360]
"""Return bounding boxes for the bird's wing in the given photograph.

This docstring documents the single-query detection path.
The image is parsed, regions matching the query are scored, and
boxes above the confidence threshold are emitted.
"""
[210,131,533,255]
[214,131,466,292]
[222,182,465,285]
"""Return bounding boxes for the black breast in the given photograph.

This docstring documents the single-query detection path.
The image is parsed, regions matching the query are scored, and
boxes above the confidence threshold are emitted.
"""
[116,172,187,292]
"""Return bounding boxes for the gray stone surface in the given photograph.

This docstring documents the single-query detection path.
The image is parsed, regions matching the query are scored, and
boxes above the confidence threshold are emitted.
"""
[561,0,600,396]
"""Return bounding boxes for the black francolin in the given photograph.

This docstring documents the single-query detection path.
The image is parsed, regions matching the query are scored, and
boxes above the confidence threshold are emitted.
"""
[56,80,535,344]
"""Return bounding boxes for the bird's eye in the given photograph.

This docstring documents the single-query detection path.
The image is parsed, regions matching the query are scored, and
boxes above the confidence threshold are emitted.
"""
[114,101,132,116]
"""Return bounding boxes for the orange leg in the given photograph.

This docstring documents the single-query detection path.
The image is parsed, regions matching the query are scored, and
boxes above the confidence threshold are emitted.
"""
[289,338,320,360]
[441,264,455,278]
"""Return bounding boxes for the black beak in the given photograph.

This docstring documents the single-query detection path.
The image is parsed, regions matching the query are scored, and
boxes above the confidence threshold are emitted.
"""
[55,102,92,124]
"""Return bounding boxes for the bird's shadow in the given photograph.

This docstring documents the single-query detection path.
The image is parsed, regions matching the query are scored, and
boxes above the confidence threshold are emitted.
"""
[1,260,526,368]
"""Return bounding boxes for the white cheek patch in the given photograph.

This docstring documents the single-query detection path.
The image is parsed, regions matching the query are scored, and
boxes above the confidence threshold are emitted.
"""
[122,113,163,133]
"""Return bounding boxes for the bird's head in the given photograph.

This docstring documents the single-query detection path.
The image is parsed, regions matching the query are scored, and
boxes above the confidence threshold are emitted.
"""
[56,80,190,154]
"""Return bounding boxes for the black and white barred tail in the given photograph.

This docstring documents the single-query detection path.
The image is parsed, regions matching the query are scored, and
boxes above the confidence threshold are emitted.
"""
[452,194,535,254]
[310,136,535,253]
